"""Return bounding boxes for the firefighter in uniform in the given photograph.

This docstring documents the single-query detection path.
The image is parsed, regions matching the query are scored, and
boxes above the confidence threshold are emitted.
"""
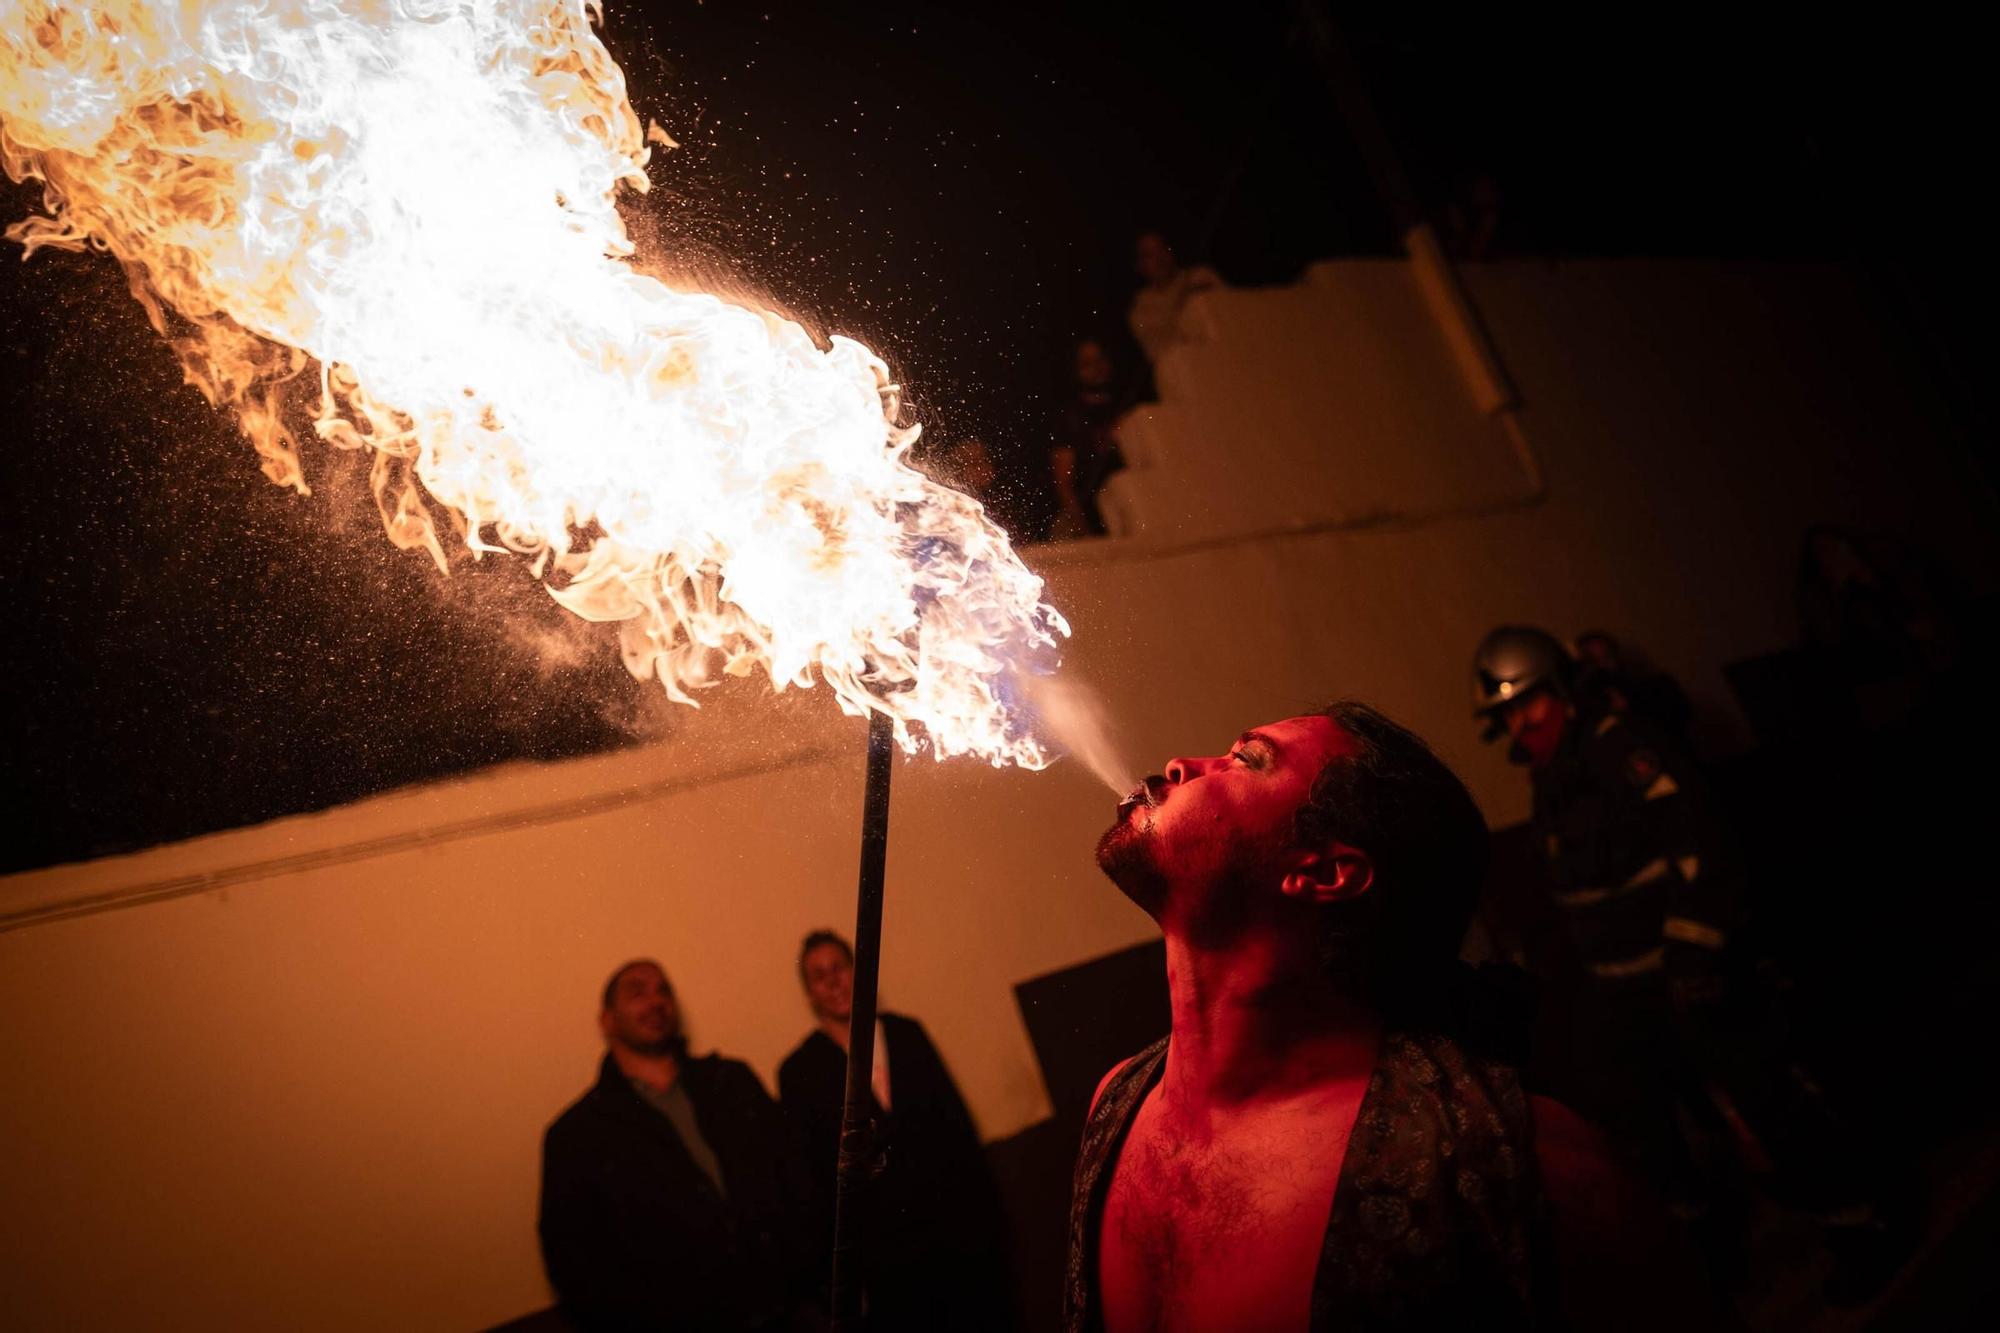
[1472,625,1903,1301]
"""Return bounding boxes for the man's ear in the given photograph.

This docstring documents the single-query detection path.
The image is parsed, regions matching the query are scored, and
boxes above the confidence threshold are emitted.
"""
[597,1008,614,1039]
[1279,842,1375,905]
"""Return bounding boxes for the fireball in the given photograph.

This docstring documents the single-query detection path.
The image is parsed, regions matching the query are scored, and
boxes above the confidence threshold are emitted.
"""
[0,0,1066,765]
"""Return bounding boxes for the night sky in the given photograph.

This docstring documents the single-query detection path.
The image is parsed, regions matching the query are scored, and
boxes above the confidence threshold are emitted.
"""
[0,3,1980,872]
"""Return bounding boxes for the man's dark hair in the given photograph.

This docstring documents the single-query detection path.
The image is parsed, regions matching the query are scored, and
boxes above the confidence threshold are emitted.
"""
[798,929,853,981]
[1295,701,1489,1018]
[601,958,668,1010]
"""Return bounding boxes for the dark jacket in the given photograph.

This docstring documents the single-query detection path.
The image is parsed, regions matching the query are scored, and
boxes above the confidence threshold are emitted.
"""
[538,1051,808,1332]
[778,1013,1008,1328]
[1530,707,1744,1008]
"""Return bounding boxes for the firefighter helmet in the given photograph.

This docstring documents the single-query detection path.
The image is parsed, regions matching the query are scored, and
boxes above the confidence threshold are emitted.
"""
[1473,625,1571,736]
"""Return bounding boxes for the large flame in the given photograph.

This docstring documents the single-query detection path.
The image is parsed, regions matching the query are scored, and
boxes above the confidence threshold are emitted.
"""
[0,0,1067,765]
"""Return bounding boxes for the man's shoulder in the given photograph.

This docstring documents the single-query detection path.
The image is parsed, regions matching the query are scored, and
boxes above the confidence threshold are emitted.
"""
[1528,1093,1650,1239]
[1528,1093,1718,1326]
[1529,1095,1613,1170]
[1577,711,1690,792]
[546,1091,591,1133]
[688,1049,753,1080]
[778,1032,837,1084]
[544,1076,616,1148]
[686,1051,775,1105]
[881,1010,930,1046]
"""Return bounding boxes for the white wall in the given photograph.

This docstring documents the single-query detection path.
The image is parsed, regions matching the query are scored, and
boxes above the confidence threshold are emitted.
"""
[1,260,1989,1331]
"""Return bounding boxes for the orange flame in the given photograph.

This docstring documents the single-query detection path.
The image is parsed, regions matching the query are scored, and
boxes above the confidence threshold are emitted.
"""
[0,0,1067,765]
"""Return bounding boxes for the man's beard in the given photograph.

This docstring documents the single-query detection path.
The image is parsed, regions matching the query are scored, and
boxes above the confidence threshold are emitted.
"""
[627,1028,689,1060]
[1096,816,1170,915]
[1097,806,1291,945]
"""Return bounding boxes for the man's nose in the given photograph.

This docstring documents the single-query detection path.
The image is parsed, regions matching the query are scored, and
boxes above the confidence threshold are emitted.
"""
[1163,754,1214,783]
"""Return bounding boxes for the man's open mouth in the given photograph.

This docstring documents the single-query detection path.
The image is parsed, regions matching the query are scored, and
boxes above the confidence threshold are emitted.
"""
[1117,779,1162,817]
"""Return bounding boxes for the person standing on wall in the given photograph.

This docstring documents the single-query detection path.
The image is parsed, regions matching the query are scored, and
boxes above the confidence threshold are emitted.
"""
[1126,231,1222,367]
[780,930,1012,1331]
[1049,337,1135,540]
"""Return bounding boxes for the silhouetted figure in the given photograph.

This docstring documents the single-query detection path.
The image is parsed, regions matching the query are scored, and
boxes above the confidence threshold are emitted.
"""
[1126,231,1221,366]
[929,438,999,509]
[1445,170,1505,260]
[1574,629,1693,738]
[1049,338,1132,539]
[916,434,1044,544]
[1796,524,1967,733]
[779,932,1010,1332]
[539,960,815,1332]
[1067,703,1699,1331]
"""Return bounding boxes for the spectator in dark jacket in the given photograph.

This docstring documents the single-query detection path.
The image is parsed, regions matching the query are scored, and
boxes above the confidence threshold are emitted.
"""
[779,931,1011,1332]
[539,959,815,1332]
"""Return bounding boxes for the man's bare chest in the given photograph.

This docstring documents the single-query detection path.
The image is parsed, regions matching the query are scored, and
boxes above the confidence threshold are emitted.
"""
[1097,1095,1359,1332]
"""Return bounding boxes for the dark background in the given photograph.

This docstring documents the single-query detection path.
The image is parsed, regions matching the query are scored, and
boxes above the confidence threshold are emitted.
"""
[0,3,1984,873]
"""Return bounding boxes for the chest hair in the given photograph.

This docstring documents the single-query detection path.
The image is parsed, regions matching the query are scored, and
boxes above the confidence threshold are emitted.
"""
[1105,1112,1332,1311]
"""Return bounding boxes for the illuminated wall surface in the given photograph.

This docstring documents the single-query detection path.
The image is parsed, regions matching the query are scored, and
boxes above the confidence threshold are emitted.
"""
[1,259,1991,1329]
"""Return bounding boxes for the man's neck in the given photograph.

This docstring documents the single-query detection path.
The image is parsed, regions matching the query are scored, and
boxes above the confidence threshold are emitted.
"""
[1157,929,1380,1113]
[610,1043,680,1091]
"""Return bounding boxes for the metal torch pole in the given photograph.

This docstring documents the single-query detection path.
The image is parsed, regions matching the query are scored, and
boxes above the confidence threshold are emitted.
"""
[829,708,895,1331]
